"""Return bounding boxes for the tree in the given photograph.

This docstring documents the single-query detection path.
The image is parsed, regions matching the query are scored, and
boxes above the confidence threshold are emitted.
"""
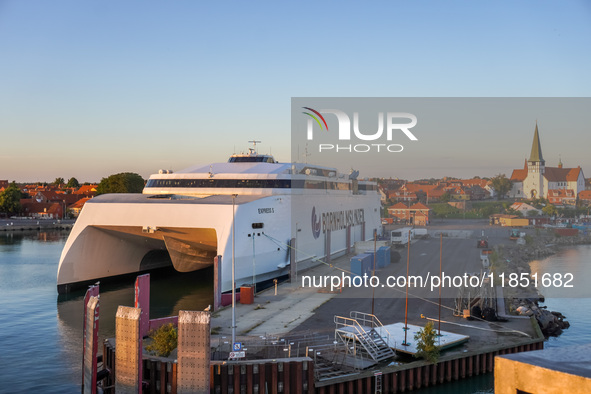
[542,204,557,217]
[66,177,80,188]
[490,174,512,200]
[413,321,440,364]
[0,182,23,215]
[53,177,65,186]
[96,172,145,195]
[145,323,178,357]
[440,192,451,203]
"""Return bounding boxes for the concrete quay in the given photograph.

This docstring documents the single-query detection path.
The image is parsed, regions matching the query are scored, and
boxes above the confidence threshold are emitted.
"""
[212,218,543,355]
[204,219,545,392]
[100,219,546,393]
[0,218,74,231]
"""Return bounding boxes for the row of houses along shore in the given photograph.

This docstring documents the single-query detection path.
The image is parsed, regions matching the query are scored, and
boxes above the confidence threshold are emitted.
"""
[2,123,591,221]
[0,181,98,219]
[379,124,591,225]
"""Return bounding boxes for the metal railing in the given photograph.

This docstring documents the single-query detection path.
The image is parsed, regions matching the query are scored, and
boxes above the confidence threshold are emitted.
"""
[334,315,394,363]
[349,311,393,350]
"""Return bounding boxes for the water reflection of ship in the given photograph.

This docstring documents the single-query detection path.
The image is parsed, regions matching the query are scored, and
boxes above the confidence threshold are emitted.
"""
[0,229,69,245]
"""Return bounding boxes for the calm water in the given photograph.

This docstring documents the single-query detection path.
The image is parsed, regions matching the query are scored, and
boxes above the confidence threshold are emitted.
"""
[0,230,212,393]
[0,232,589,393]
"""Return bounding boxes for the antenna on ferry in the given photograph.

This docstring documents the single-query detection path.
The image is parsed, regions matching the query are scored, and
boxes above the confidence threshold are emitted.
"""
[302,143,311,164]
[248,140,261,155]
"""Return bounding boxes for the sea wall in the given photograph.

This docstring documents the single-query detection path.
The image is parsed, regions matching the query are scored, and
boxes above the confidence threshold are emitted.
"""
[492,229,591,336]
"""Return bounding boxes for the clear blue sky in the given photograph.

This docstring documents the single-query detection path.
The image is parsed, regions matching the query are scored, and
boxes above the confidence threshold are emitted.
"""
[1,1,590,182]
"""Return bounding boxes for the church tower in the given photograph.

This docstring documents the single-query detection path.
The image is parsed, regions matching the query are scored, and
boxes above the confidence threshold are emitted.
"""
[526,123,545,198]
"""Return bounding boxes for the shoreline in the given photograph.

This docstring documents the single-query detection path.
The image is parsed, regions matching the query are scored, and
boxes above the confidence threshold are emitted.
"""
[491,228,591,336]
[0,218,75,232]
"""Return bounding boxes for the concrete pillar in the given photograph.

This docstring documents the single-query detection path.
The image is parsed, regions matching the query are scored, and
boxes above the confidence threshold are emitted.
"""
[115,306,142,393]
[177,310,211,393]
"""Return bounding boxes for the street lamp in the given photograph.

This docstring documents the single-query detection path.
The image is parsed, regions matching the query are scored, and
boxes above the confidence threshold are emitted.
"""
[231,194,237,345]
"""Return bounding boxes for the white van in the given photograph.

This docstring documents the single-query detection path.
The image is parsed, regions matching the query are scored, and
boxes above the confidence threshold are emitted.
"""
[391,227,413,246]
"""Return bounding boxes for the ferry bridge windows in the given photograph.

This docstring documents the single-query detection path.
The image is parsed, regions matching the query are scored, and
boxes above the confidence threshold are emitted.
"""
[143,178,377,191]
[304,180,325,189]
[145,179,292,189]
[228,156,275,163]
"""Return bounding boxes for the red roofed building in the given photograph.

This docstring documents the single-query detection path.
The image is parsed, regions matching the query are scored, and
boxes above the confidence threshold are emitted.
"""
[509,124,585,199]
[21,201,64,219]
[547,189,576,206]
[388,189,417,203]
[68,197,91,217]
[578,190,591,206]
[74,185,98,197]
[33,191,83,206]
[387,202,431,225]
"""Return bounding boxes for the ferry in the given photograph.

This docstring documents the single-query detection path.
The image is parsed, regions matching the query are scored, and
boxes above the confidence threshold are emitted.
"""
[56,144,382,294]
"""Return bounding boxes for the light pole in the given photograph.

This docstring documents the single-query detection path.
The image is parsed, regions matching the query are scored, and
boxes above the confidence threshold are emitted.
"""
[231,194,237,345]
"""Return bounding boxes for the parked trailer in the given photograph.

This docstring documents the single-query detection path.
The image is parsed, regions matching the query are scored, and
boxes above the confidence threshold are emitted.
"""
[391,227,413,246]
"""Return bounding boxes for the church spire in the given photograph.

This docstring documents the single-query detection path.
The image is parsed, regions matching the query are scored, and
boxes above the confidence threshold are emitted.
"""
[528,122,544,163]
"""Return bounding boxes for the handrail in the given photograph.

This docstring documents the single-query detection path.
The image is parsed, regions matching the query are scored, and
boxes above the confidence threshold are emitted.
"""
[348,311,393,346]
[349,311,382,328]
[334,315,381,353]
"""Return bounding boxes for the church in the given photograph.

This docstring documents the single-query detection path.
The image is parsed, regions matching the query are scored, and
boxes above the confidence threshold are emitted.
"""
[509,124,585,201]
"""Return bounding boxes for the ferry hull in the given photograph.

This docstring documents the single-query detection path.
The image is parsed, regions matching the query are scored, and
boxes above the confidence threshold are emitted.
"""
[57,191,382,294]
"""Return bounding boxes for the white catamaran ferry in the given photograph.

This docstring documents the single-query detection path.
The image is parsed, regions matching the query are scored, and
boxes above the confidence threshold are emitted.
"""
[57,145,382,294]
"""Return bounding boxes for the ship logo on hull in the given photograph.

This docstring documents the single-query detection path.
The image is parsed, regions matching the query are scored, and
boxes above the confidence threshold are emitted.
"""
[311,206,322,239]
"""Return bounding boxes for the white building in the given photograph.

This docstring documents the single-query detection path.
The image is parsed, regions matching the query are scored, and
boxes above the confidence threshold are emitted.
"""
[509,124,585,200]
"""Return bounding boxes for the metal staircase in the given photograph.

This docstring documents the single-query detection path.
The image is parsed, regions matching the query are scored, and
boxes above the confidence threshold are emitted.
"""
[334,312,395,364]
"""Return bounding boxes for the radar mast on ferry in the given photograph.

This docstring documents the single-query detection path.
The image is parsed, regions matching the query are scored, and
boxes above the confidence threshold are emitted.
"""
[228,140,276,163]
